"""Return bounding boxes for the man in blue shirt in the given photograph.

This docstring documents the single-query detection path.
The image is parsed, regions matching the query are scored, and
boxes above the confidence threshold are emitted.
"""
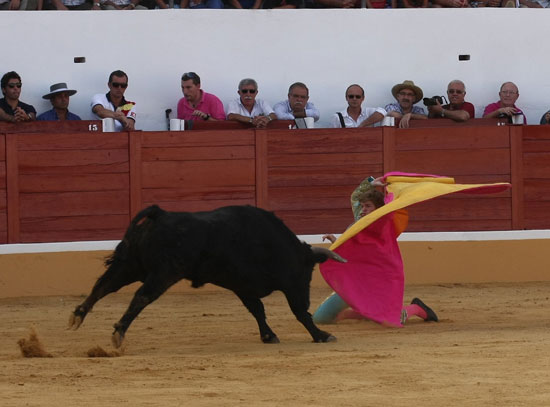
[37,82,81,121]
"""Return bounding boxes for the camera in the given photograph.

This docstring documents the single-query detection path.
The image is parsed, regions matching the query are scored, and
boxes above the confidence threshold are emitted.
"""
[423,96,446,106]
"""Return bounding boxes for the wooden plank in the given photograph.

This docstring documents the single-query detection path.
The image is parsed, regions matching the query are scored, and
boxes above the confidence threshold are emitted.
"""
[142,185,255,202]
[129,132,142,220]
[0,160,5,189]
[20,214,129,233]
[268,164,388,188]
[523,179,550,201]
[20,190,129,218]
[406,197,511,221]
[19,228,124,243]
[273,208,351,235]
[6,134,19,243]
[396,126,510,150]
[521,125,550,140]
[267,129,383,154]
[269,152,382,168]
[523,152,550,178]
[510,126,524,229]
[255,129,268,209]
[0,133,5,157]
[0,120,103,135]
[141,160,255,188]
[524,201,550,229]
[18,149,129,174]
[16,131,126,150]
[142,145,255,162]
[19,173,128,193]
[141,131,255,148]
[143,199,255,213]
[383,125,396,173]
[406,219,512,232]
[395,149,510,176]
[268,185,354,211]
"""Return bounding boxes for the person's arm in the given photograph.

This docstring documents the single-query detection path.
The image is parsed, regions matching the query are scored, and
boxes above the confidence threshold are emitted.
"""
[358,111,385,128]
[123,0,140,9]
[228,0,243,6]
[428,102,470,122]
[50,0,69,9]
[0,107,16,123]
[519,0,542,6]
[155,0,170,7]
[227,113,254,125]
[305,103,320,122]
[273,102,295,120]
[483,105,518,119]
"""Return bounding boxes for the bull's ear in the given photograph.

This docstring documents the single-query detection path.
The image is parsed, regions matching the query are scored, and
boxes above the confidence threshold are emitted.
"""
[311,247,347,263]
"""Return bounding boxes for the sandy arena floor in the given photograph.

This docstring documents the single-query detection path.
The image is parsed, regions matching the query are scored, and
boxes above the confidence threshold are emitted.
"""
[1,282,550,406]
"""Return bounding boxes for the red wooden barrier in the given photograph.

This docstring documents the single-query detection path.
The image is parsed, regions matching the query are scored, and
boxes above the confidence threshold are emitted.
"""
[0,123,549,244]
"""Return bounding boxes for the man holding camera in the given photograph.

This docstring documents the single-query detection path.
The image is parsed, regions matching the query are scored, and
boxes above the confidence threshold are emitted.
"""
[385,80,427,129]
[427,80,474,122]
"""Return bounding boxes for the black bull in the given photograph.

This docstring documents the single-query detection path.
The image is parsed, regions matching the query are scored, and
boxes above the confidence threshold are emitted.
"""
[69,205,346,347]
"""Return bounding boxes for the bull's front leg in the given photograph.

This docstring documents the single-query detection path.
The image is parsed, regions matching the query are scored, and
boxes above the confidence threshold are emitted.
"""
[283,290,336,343]
[236,294,279,344]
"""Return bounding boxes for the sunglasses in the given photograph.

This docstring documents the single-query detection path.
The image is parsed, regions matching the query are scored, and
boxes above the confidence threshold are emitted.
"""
[111,82,128,89]
[448,89,464,95]
[347,94,362,99]
[7,83,22,89]
[240,89,257,94]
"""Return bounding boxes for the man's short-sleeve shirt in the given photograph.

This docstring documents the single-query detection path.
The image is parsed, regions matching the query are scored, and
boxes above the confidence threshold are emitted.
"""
[177,91,225,121]
[330,106,387,128]
[37,108,81,121]
[0,98,36,117]
[384,102,425,115]
[91,92,136,131]
[226,98,274,118]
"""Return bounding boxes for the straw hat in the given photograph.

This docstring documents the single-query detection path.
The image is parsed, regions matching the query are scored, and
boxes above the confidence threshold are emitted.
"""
[391,80,423,104]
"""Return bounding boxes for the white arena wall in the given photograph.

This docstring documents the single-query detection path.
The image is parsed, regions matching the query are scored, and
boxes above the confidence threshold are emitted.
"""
[1,9,550,130]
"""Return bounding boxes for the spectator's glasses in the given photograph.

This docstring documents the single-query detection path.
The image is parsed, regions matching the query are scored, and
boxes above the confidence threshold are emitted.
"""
[500,90,518,96]
[347,94,362,99]
[111,82,128,89]
[7,83,22,89]
[240,89,257,94]
[447,89,464,95]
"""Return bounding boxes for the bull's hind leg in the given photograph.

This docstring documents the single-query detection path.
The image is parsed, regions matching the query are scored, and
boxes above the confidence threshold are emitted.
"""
[283,289,336,343]
[236,294,279,343]
[111,277,177,348]
[69,264,139,330]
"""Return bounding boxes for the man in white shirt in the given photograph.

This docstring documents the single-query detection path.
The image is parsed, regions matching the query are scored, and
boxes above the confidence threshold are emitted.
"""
[91,70,137,132]
[331,84,386,128]
[226,78,277,128]
[273,82,320,122]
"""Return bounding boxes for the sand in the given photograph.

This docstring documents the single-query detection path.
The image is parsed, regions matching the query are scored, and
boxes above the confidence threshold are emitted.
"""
[2,282,550,406]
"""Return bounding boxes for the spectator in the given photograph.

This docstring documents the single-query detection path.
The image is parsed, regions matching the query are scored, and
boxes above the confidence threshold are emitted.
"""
[226,78,277,128]
[0,71,36,123]
[273,82,320,122]
[330,84,386,128]
[262,0,299,7]
[91,70,137,131]
[98,0,147,9]
[177,72,225,122]
[483,81,526,124]
[384,80,427,129]
[431,0,469,7]
[43,0,98,9]
[0,0,38,9]
[401,0,427,7]
[180,0,223,8]
[227,0,260,7]
[427,80,474,122]
[540,111,550,124]
[37,83,81,121]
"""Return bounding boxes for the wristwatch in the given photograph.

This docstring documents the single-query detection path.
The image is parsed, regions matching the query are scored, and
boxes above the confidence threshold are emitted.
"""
[204,114,210,121]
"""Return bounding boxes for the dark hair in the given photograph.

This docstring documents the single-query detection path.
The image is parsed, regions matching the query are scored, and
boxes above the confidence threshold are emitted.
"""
[181,72,201,85]
[346,84,365,97]
[1,71,21,92]
[357,189,385,209]
[288,82,308,95]
[108,70,128,84]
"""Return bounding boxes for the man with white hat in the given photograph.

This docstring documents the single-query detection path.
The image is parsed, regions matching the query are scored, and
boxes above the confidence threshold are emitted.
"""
[384,80,427,129]
[37,83,81,121]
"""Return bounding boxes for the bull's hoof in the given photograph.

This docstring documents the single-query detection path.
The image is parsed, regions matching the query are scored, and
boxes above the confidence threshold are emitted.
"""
[111,331,125,349]
[68,306,87,330]
[314,333,337,343]
[261,334,280,344]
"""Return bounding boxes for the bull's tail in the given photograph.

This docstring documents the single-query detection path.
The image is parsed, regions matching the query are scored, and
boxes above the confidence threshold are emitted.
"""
[105,205,166,267]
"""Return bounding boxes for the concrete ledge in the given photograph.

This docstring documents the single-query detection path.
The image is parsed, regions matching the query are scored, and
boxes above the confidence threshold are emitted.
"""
[1,232,548,298]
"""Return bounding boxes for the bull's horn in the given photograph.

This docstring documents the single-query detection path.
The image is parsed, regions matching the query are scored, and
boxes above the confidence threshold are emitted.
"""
[312,247,347,263]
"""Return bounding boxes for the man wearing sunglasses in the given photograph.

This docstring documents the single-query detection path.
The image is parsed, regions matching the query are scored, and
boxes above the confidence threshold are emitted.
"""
[226,78,277,128]
[330,84,386,128]
[483,81,526,124]
[384,80,427,129]
[273,82,320,122]
[91,70,136,131]
[0,71,36,123]
[177,72,225,122]
[427,80,474,122]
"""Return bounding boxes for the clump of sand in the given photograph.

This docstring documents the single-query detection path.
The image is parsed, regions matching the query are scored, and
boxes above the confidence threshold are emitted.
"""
[17,328,52,358]
[86,346,123,358]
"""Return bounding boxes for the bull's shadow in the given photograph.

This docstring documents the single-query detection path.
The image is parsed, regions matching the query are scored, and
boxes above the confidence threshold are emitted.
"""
[69,205,346,348]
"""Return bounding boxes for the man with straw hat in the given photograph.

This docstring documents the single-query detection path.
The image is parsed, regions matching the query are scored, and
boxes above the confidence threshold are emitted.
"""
[37,82,81,121]
[384,80,427,129]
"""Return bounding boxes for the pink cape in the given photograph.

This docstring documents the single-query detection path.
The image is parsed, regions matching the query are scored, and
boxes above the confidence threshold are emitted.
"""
[319,172,511,327]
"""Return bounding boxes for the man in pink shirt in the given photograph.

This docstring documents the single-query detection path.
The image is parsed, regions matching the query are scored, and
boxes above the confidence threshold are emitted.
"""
[483,81,526,124]
[177,72,225,121]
